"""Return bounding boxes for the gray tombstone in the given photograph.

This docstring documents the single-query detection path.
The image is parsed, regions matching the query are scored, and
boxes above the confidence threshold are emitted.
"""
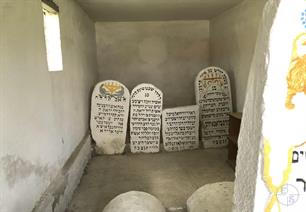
[187,182,234,212]
[162,105,200,152]
[102,191,166,212]
[130,83,163,153]
[90,80,130,155]
[195,67,233,148]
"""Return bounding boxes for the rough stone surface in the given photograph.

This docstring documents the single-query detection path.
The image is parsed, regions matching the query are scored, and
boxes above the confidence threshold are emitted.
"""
[130,84,163,153]
[187,182,234,212]
[162,105,199,152]
[195,67,233,148]
[234,0,279,212]
[90,80,130,155]
[233,0,278,211]
[102,191,166,212]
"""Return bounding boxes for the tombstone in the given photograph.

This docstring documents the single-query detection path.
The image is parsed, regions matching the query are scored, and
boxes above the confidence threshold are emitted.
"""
[234,0,306,211]
[90,80,130,155]
[102,191,166,212]
[195,67,233,148]
[130,83,163,153]
[187,182,234,212]
[162,105,200,152]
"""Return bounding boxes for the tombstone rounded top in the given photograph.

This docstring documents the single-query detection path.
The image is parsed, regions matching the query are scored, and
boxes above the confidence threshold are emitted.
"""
[195,66,233,148]
[90,80,130,155]
[131,83,163,100]
[130,83,163,153]
[102,191,166,212]
[195,66,231,102]
[95,80,130,98]
[187,181,234,212]
[195,66,229,80]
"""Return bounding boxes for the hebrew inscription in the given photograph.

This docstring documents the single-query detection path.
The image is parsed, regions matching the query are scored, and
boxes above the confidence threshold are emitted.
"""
[195,67,233,148]
[130,84,163,153]
[162,105,199,152]
[90,80,130,155]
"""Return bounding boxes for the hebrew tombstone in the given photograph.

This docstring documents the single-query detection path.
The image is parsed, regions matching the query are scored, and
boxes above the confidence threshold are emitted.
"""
[162,105,199,152]
[103,191,166,212]
[130,84,163,153]
[195,67,232,148]
[90,80,130,155]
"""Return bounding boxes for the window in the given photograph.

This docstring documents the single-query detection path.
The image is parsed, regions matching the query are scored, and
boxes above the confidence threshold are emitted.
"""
[42,0,63,72]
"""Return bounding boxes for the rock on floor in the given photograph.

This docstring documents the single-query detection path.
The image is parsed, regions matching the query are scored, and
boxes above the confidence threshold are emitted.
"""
[187,182,234,212]
[102,191,166,212]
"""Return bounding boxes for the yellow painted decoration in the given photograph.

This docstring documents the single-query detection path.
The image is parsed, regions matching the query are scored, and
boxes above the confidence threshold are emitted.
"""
[263,138,294,212]
[103,82,122,94]
[285,33,306,109]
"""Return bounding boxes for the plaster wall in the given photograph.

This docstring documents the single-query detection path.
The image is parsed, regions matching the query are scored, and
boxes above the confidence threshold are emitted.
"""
[95,21,210,107]
[239,0,306,211]
[0,0,98,211]
[210,0,267,111]
[233,0,279,211]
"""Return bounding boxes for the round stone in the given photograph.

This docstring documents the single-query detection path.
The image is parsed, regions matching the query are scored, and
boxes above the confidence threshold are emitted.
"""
[187,182,234,212]
[103,191,166,212]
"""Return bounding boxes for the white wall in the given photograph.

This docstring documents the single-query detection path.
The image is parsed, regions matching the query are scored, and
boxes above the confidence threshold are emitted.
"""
[95,21,210,107]
[0,0,98,211]
[210,0,267,111]
[234,0,306,210]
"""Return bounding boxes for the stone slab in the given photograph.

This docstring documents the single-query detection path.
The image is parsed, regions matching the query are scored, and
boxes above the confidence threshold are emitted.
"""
[162,105,199,152]
[195,67,233,148]
[102,191,166,212]
[90,80,130,155]
[130,83,163,153]
[187,182,234,212]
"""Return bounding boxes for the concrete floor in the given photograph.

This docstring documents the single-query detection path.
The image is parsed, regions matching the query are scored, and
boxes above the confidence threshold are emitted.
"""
[67,149,235,212]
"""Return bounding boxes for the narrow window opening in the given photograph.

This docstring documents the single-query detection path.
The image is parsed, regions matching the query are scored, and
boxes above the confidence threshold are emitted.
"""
[42,0,63,72]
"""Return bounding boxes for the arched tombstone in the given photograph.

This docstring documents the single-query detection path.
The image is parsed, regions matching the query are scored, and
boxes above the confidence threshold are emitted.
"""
[102,191,166,212]
[234,0,306,211]
[130,83,163,153]
[195,67,233,148]
[90,80,130,155]
[187,182,234,212]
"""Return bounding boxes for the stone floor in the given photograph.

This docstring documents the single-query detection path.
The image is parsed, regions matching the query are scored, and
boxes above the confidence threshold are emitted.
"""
[67,149,235,212]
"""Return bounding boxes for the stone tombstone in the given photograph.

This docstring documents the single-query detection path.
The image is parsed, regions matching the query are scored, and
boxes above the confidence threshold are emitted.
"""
[195,67,233,148]
[187,182,234,212]
[102,191,166,212]
[90,80,130,155]
[162,105,200,152]
[130,83,163,153]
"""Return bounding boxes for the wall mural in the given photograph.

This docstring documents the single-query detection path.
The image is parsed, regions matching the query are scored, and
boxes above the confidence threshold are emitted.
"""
[285,33,306,109]
[263,139,306,212]
[260,3,306,212]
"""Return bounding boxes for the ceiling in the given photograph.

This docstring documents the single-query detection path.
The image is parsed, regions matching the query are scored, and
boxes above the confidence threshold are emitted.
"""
[76,0,244,22]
